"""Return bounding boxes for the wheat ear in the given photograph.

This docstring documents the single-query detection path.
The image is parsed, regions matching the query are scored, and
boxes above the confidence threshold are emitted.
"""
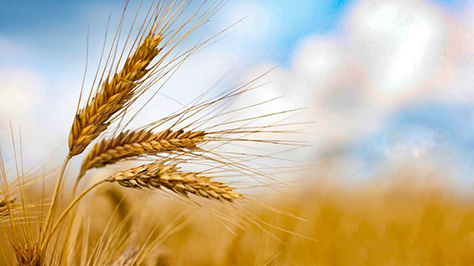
[107,162,241,202]
[15,243,41,266]
[68,33,163,157]
[79,129,206,178]
[0,199,15,217]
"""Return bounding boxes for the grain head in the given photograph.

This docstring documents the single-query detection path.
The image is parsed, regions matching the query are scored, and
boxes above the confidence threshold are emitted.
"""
[107,162,242,202]
[79,129,206,178]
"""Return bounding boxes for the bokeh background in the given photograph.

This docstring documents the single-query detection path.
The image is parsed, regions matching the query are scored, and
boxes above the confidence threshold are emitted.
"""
[1,0,474,188]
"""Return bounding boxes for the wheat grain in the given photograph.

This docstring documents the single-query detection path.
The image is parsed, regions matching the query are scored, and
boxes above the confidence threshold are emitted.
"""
[0,199,15,217]
[79,129,206,177]
[107,162,241,202]
[15,243,41,266]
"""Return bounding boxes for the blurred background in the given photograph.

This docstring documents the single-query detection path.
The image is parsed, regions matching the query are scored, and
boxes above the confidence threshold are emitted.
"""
[1,0,474,189]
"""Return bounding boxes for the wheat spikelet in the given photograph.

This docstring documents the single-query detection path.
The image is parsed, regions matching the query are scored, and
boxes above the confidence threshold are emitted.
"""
[15,243,42,266]
[79,129,206,177]
[111,246,139,266]
[0,199,15,217]
[107,162,241,202]
[68,32,163,157]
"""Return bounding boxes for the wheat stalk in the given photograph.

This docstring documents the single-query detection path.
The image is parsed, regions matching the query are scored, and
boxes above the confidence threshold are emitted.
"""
[79,129,206,178]
[107,162,241,202]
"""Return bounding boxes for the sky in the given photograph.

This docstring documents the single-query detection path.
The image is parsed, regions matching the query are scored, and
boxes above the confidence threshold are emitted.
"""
[1,0,474,189]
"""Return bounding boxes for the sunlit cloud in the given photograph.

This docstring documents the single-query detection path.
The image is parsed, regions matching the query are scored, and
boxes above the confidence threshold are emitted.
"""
[233,0,474,184]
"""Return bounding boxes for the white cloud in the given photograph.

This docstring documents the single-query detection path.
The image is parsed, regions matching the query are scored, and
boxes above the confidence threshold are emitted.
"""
[346,0,447,97]
[237,0,474,166]
[0,67,44,124]
[0,66,47,165]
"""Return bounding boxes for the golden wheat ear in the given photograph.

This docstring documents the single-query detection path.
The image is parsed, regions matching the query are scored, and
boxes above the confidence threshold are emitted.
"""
[68,31,164,157]
[79,129,206,178]
[106,162,241,202]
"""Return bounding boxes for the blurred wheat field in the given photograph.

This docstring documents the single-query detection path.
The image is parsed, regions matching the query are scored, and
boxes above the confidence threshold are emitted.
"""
[3,168,470,265]
[97,170,473,266]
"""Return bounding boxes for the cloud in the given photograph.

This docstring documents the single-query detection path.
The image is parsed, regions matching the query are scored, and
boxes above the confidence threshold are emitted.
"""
[0,67,44,124]
[232,0,474,183]
[0,66,46,164]
[347,0,447,95]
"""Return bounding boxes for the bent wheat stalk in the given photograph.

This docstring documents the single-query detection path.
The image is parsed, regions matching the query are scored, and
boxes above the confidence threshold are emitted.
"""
[107,162,241,202]
[45,160,241,251]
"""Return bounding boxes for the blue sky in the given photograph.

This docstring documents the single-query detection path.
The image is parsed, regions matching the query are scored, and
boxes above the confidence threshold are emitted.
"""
[0,0,352,68]
[0,0,468,67]
[0,0,469,51]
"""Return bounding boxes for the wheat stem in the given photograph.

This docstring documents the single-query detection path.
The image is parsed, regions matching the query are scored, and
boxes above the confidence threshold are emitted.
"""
[41,179,107,252]
[62,177,82,264]
[39,156,70,250]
